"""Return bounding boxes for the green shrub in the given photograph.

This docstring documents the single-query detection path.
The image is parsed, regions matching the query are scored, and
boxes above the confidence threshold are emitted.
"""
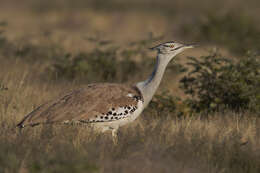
[146,91,178,118]
[0,21,14,57]
[49,34,166,83]
[50,48,142,83]
[0,23,62,62]
[14,42,63,62]
[0,30,6,48]
[0,83,8,92]
[180,52,260,113]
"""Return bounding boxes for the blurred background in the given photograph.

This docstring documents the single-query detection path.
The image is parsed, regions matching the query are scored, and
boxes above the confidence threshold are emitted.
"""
[1,0,259,96]
[1,0,259,52]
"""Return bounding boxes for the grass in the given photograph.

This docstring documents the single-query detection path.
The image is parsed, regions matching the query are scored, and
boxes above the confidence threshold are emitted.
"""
[1,99,260,172]
[1,68,259,173]
[0,41,259,173]
[0,0,259,172]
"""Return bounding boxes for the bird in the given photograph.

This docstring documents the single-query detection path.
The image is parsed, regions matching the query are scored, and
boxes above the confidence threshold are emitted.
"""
[17,41,194,142]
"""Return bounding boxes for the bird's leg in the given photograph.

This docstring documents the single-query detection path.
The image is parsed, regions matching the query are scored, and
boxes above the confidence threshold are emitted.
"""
[16,125,24,136]
[18,128,22,135]
[111,128,118,144]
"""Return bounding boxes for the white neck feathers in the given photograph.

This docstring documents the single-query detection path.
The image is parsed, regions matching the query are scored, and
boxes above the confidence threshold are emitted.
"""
[136,53,174,107]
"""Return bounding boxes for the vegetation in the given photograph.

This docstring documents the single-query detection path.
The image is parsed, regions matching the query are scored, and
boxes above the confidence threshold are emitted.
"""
[180,52,260,113]
[48,34,180,84]
[181,12,260,54]
[1,113,259,173]
[146,91,178,118]
[0,0,259,172]
[49,45,149,83]
[0,83,8,92]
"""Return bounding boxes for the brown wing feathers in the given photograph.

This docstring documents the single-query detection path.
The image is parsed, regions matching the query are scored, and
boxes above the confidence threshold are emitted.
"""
[17,83,142,127]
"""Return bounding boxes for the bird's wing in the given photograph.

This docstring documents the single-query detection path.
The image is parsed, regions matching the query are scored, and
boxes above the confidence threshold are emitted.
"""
[17,83,143,127]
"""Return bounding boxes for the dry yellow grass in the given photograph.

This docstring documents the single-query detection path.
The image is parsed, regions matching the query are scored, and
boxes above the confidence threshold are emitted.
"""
[0,0,260,172]
[0,47,259,173]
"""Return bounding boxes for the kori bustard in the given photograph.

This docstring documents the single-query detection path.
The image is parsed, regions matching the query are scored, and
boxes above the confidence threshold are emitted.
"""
[17,41,194,139]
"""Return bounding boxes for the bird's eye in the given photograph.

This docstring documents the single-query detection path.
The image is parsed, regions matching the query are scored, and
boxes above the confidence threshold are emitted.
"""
[170,45,175,48]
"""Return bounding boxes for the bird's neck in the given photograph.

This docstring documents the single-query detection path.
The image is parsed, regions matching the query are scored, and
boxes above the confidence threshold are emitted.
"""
[136,53,172,107]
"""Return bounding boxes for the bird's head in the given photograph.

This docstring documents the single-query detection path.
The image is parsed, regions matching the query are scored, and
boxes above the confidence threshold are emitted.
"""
[150,41,195,58]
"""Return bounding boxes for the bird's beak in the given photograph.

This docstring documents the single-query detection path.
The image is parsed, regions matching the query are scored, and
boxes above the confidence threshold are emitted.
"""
[183,44,198,49]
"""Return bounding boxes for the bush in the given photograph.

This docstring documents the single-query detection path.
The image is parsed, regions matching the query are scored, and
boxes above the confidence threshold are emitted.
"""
[49,34,167,83]
[146,91,178,118]
[0,83,8,92]
[180,52,260,113]
[0,21,14,57]
[14,42,63,62]
[0,22,63,62]
[50,48,143,83]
